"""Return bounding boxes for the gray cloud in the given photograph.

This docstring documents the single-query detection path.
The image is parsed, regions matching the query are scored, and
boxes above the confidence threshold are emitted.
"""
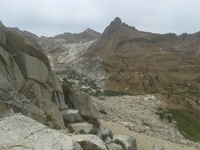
[1,0,200,36]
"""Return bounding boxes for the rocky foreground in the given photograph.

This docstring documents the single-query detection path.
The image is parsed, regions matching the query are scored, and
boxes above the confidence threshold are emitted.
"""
[92,95,200,150]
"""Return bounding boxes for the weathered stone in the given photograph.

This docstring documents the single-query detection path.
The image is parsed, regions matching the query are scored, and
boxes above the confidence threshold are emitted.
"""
[98,125,112,140]
[21,43,51,70]
[47,70,63,92]
[68,90,99,119]
[107,143,123,150]
[113,134,137,150]
[153,144,164,150]
[72,134,107,150]
[70,122,93,134]
[0,53,11,90]
[0,47,33,96]
[52,91,68,110]
[0,114,82,150]
[23,53,48,83]
[5,30,28,79]
[62,109,82,123]
[104,137,112,144]
[0,46,25,81]
[9,80,34,96]
[32,98,65,129]
[40,83,53,102]
[30,80,43,98]
[0,88,46,124]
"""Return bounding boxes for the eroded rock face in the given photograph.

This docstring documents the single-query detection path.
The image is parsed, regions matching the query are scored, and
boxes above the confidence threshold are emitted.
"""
[0,114,82,150]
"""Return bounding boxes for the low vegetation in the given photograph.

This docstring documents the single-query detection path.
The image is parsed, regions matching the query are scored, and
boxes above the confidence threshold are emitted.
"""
[156,108,200,142]
[44,112,54,123]
[67,125,75,133]
[89,128,98,135]
[79,130,85,134]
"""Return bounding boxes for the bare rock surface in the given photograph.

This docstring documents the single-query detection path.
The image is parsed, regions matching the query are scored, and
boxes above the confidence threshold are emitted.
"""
[0,114,82,150]
[0,88,45,124]
[70,122,93,134]
[72,134,107,150]
[62,109,83,123]
[153,144,165,150]
[106,142,123,150]
[68,90,99,119]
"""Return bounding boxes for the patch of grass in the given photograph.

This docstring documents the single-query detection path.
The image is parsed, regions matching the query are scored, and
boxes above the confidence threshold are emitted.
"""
[67,125,75,133]
[156,109,200,142]
[169,109,200,142]
[79,130,85,134]
[108,133,113,139]
[44,112,54,123]
[89,128,98,135]
[114,139,126,149]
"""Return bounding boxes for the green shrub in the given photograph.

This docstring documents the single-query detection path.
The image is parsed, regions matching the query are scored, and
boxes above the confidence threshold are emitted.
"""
[169,109,200,142]
[108,133,113,139]
[88,118,99,127]
[44,112,54,123]
[156,109,200,142]
[89,128,98,135]
[79,130,85,134]
[67,125,75,133]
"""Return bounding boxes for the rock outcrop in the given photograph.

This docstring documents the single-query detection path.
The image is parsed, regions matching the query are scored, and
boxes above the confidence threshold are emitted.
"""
[0,24,66,129]
[0,114,82,150]
[72,134,107,150]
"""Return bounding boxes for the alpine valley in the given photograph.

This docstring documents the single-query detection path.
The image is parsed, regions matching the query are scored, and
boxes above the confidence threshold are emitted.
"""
[1,17,200,150]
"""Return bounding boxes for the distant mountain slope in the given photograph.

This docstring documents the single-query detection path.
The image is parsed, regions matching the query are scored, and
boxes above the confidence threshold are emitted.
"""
[86,17,200,58]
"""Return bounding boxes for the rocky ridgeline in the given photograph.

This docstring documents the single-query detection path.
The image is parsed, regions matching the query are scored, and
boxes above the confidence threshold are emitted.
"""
[92,95,200,149]
[0,22,137,150]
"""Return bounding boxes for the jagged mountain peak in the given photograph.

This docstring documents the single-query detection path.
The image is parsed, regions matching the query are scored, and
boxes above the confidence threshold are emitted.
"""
[109,17,122,27]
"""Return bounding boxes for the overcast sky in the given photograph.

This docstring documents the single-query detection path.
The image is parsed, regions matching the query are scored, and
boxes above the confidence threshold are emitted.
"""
[1,0,200,37]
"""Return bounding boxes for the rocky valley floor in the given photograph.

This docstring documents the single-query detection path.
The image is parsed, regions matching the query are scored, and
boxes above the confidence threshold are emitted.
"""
[92,95,200,150]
